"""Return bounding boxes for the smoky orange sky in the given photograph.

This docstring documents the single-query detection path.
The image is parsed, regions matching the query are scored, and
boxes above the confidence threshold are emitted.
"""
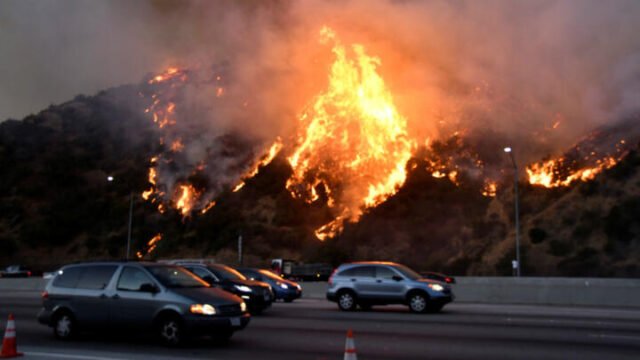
[2,0,640,162]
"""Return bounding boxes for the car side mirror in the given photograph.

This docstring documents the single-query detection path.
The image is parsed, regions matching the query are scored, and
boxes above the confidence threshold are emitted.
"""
[140,283,159,293]
[392,275,403,282]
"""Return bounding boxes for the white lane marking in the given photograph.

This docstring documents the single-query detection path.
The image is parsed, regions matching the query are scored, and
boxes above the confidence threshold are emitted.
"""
[24,352,128,360]
[589,334,640,340]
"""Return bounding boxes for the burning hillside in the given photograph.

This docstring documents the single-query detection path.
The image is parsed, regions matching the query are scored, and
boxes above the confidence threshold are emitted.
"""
[134,25,639,248]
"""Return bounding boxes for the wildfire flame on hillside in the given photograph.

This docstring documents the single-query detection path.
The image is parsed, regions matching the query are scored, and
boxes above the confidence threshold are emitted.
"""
[136,233,162,259]
[286,26,414,240]
[134,26,636,246]
[526,138,628,188]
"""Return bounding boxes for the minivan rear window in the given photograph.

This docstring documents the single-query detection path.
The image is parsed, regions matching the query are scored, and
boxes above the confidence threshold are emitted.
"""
[76,266,118,290]
[52,267,83,288]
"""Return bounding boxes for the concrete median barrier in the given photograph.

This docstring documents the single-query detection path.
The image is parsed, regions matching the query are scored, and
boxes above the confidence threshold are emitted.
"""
[300,277,640,308]
[0,278,47,292]
[2,277,639,308]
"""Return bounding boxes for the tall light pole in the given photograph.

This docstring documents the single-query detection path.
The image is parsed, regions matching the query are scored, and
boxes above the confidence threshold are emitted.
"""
[504,147,521,277]
[107,176,133,260]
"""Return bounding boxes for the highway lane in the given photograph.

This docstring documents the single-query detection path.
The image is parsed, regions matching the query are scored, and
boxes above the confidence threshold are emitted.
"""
[1,292,639,359]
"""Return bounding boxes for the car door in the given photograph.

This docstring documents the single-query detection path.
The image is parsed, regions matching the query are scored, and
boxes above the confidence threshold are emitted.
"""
[111,266,160,329]
[352,266,377,299]
[72,265,118,327]
[373,266,405,301]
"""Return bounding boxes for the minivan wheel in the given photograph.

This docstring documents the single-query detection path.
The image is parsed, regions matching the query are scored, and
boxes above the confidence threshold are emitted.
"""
[337,291,357,311]
[53,312,75,340]
[408,293,428,313]
[157,316,184,346]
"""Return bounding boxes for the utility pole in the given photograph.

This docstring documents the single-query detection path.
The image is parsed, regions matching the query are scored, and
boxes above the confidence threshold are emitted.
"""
[238,234,243,266]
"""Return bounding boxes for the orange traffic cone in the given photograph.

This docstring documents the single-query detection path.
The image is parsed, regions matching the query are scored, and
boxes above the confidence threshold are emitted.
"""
[0,314,22,358]
[344,328,357,360]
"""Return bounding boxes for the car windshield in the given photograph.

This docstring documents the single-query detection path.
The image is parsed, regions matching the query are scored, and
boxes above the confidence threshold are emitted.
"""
[258,269,285,281]
[211,265,247,281]
[392,264,421,281]
[145,265,209,288]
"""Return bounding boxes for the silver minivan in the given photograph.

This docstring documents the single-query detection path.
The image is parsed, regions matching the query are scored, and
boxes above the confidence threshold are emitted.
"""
[326,261,454,313]
[38,262,250,345]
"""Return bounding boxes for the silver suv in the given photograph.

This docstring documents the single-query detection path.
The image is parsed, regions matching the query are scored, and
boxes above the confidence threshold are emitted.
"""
[38,262,250,345]
[326,261,454,313]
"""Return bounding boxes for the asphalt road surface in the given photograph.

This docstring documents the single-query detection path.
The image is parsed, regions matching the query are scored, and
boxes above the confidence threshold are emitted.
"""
[1,291,639,359]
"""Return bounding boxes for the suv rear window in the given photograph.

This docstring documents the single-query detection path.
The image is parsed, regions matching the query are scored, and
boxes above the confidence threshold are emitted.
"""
[338,266,375,278]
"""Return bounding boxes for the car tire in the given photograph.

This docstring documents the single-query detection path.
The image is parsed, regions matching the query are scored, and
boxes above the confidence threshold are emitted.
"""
[157,315,184,347]
[284,298,294,303]
[337,290,357,311]
[52,311,76,340]
[408,292,429,314]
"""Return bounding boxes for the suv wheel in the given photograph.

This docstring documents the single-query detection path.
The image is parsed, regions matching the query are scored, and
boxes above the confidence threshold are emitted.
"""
[53,312,75,340]
[408,293,429,313]
[157,315,184,346]
[337,290,357,311]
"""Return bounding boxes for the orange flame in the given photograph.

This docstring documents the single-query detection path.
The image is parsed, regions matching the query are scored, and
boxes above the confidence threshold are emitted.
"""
[287,26,414,240]
[233,138,283,192]
[170,139,184,152]
[175,184,199,216]
[148,67,182,84]
[527,156,619,188]
[482,180,497,197]
[136,233,163,259]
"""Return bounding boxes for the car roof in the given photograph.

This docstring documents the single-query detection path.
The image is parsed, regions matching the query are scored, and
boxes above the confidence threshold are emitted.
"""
[343,261,401,266]
[62,261,163,267]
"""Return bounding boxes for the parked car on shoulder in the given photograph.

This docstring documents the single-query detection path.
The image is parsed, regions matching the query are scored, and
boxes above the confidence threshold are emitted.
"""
[38,262,250,346]
[326,261,454,313]
[177,263,273,314]
[237,268,302,303]
[0,265,32,278]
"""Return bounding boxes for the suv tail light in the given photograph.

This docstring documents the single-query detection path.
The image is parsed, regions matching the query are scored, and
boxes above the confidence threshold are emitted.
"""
[328,268,338,286]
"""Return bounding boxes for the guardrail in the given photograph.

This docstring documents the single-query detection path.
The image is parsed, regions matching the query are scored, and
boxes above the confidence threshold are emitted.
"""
[3,277,639,308]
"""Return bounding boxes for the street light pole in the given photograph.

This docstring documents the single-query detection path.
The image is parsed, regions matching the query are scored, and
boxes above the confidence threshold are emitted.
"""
[127,191,133,260]
[504,147,521,277]
[108,176,133,260]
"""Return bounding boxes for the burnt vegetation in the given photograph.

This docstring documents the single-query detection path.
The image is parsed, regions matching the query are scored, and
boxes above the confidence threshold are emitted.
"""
[1,86,640,277]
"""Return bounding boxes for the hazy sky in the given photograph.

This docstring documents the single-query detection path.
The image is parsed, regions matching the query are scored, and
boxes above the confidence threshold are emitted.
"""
[1,0,639,144]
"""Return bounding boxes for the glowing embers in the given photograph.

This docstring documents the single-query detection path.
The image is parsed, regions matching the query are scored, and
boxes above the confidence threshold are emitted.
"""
[286,26,414,240]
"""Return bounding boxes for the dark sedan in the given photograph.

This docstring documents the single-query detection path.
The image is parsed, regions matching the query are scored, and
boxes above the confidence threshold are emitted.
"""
[237,268,302,303]
[180,263,273,314]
